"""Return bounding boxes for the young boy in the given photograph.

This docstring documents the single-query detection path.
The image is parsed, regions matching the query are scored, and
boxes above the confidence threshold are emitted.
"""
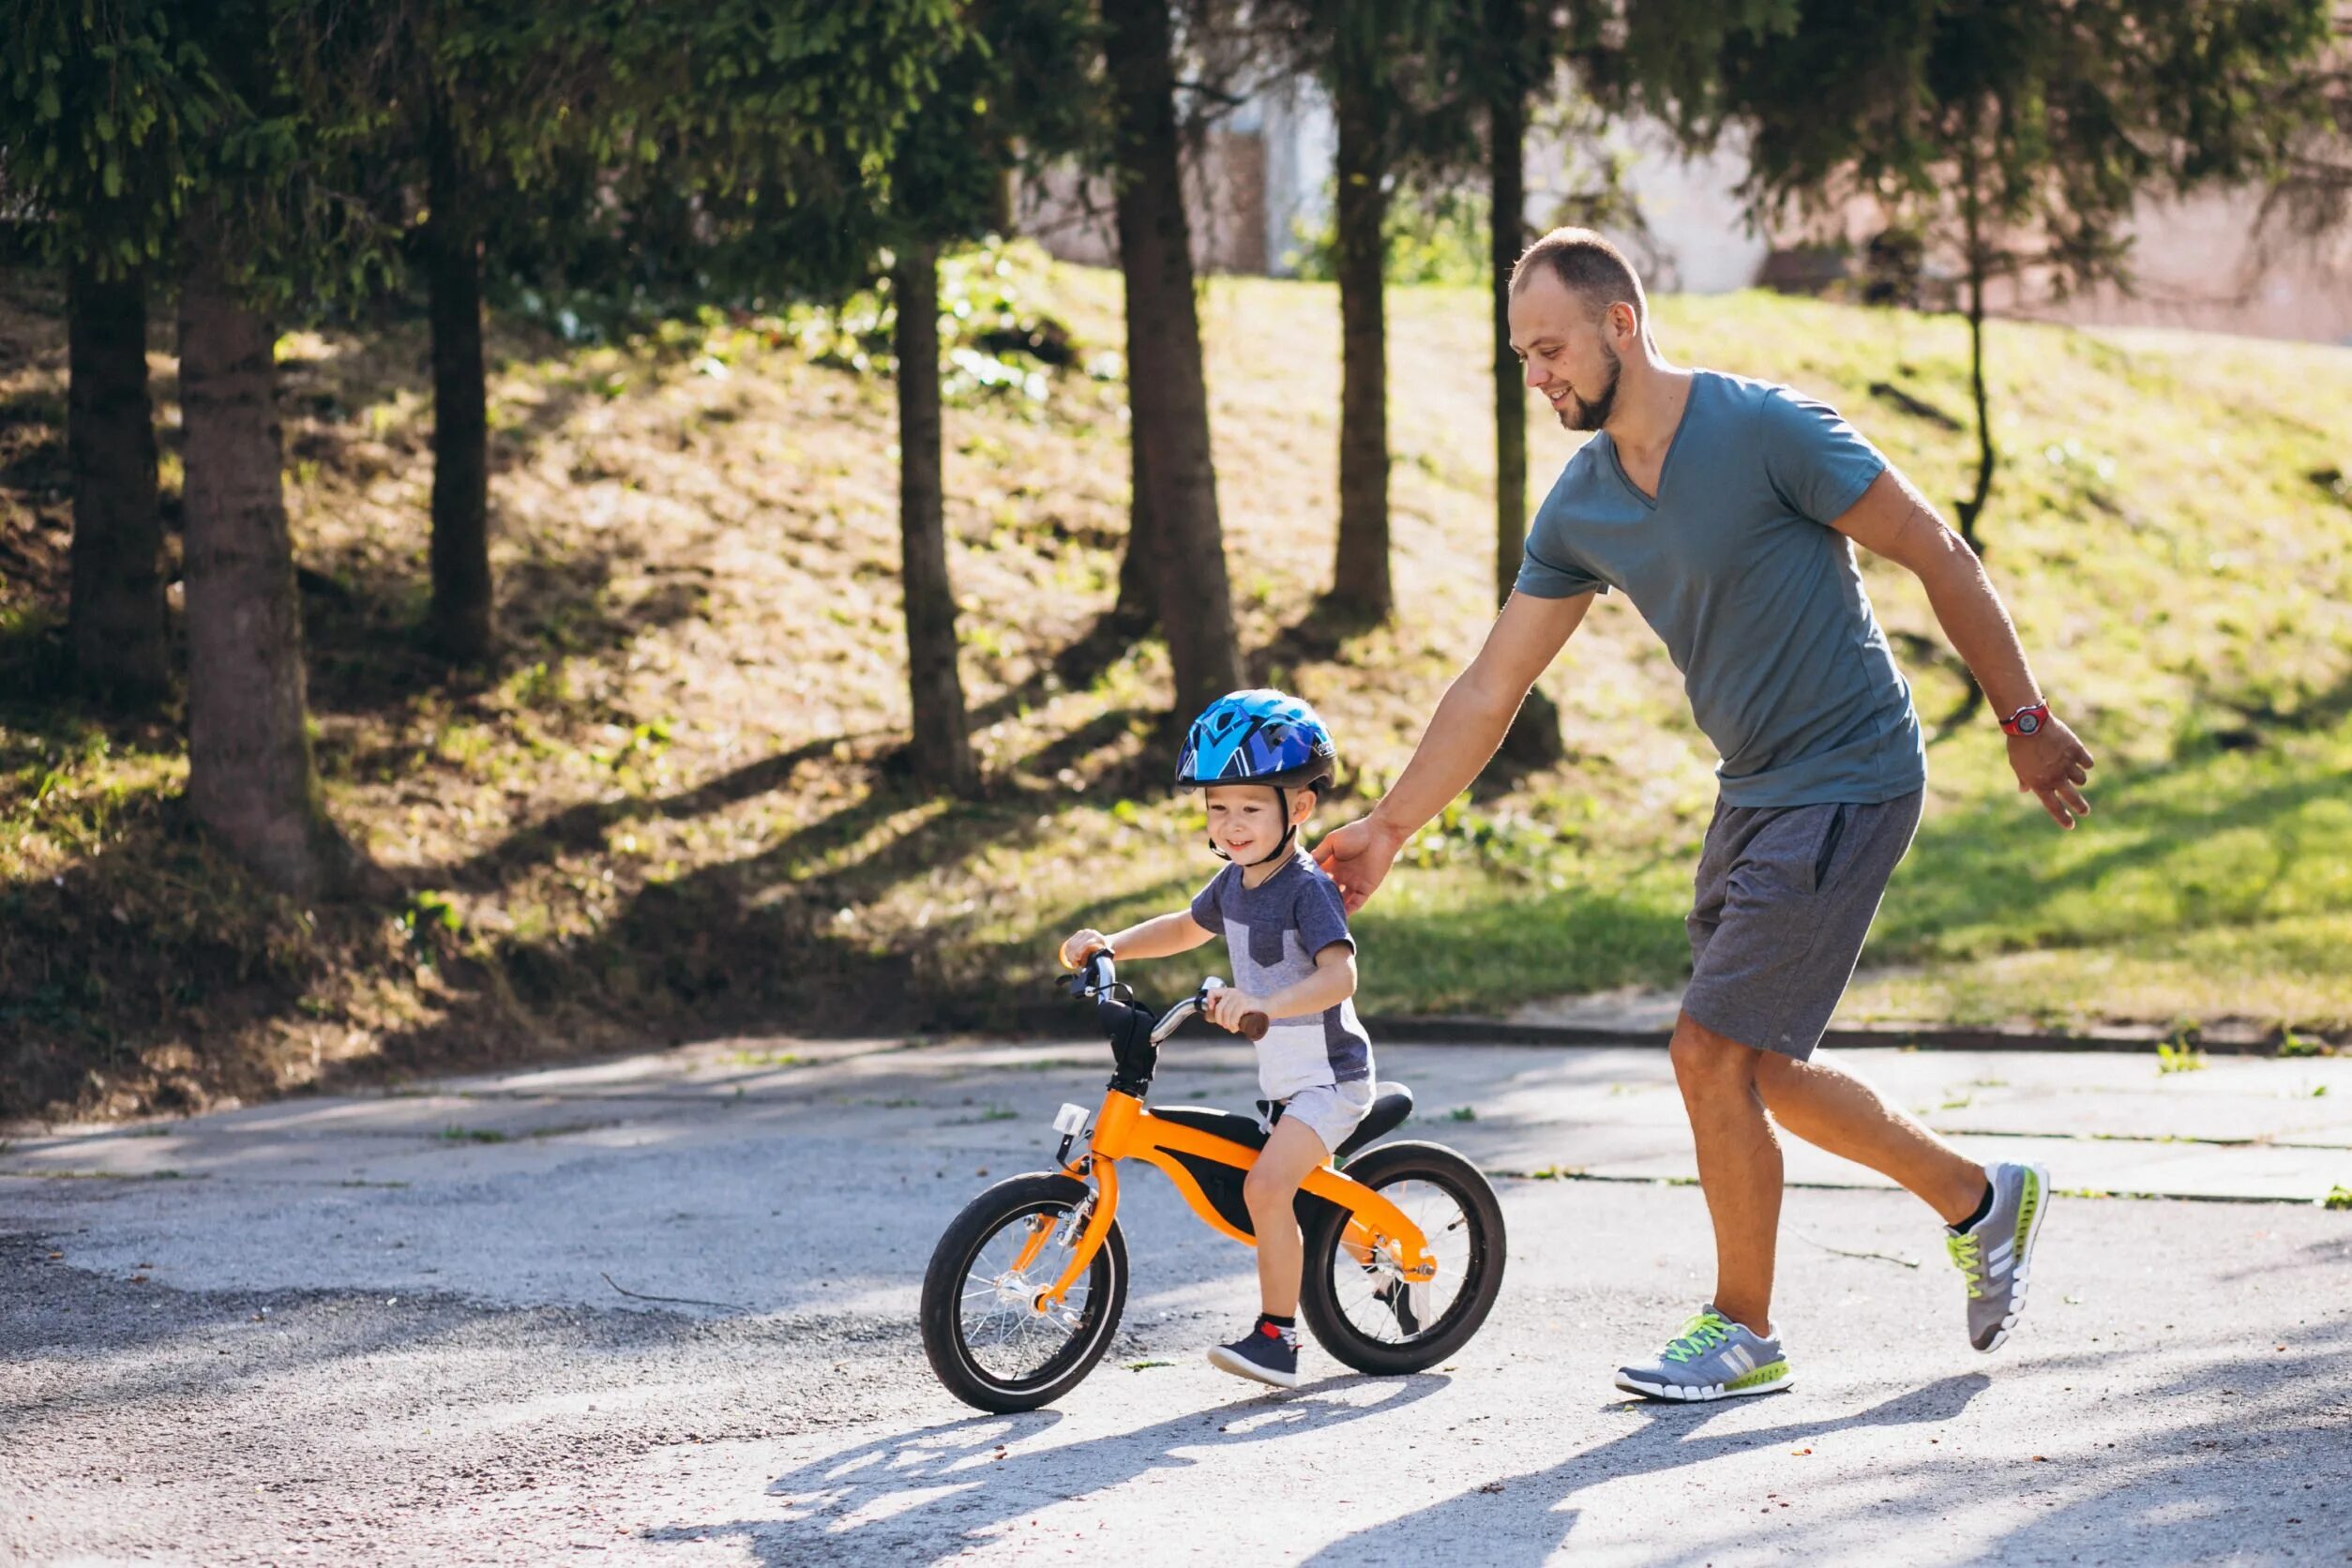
[1059,689,1373,1389]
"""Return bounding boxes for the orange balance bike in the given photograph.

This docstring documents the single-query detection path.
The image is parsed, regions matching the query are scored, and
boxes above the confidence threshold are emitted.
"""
[919,950,1507,1411]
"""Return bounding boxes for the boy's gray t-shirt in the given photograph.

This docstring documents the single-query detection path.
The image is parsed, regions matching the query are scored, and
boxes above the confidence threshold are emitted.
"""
[1190,851,1373,1100]
[1515,369,1926,808]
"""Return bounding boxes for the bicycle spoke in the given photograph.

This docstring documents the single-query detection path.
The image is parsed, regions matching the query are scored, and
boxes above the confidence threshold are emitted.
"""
[1330,1175,1474,1343]
[959,1203,1094,1384]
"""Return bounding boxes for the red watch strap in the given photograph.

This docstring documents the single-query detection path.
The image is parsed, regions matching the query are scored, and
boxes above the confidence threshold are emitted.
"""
[2000,701,2050,736]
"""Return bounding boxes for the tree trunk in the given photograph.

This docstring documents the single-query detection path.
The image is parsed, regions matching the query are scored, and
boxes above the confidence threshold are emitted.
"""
[177,202,358,899]
[1484,73,1562,774]
[894,241,979,794]
[1953,140,1995,559]
[1102,0,1244,720]
[425,94,494,663]
[1489,91,1527,611]
[66,262,170,703]
[1112,428,1158,632]
[1328,51,1393,623]
[1957,266,1995,558]
[1941,154,1993,731]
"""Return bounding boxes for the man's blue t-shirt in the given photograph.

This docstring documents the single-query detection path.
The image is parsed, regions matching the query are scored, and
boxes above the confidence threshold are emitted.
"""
[1515,369,1926,808]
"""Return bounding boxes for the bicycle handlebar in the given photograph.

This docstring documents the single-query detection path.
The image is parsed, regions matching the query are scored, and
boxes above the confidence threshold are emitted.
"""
[1066,947,1266,1040]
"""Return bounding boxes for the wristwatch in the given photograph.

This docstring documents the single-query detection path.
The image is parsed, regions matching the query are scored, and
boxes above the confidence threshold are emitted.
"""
[1999,701,2051,737]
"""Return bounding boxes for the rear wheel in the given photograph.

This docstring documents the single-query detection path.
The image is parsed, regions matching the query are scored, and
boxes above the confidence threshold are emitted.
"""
[1299,1141,1506,1375]
[920,1172,1127,1412]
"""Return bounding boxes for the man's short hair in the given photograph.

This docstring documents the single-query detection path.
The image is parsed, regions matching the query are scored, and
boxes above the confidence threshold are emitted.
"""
[1511,227,1647,324]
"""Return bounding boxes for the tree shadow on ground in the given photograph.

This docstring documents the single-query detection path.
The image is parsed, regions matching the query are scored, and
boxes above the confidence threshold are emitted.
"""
[293,366,698,723]
[0,1249,699,1429]
[344,575,1211,1073]
[363,686,1168,1078]
[1304,1326,2352,1565]
[1870,662,2352,973]
[644,1373,1452,1564]
[1246,594,1387,689]
[1880,760,2351,962]
[1301,1373,1989,1566]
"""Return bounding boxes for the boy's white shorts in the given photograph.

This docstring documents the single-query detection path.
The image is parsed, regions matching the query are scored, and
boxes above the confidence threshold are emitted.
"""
[1278,1079,1374,1155]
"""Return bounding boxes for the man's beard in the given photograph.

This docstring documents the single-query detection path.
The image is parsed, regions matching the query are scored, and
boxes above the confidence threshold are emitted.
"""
[1555,341,1622,431]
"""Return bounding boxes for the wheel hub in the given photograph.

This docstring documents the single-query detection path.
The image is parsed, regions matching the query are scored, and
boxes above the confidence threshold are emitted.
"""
[985,1270,1084,1331]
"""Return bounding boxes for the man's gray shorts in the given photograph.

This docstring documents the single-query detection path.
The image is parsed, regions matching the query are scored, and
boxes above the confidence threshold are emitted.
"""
[1682,789,1925,1061]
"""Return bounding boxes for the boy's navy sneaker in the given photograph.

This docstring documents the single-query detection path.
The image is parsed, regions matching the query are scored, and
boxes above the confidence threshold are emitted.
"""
[1208,1319,1301,1388]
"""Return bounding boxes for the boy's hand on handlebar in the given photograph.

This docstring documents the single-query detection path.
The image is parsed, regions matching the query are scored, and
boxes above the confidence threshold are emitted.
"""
[1059,929,1110,971]
[1312,815,1409,913]
[1203,987,1271,1035]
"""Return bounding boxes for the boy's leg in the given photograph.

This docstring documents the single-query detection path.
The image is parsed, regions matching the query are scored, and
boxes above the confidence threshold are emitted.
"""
[1243,1117,1333,1316]
[1668,1012,1783,1335]
[1752,1051,1988,1224]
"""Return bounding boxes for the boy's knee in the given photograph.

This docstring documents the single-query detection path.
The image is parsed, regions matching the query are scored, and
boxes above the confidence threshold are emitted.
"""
[1243,1166,1288,1212]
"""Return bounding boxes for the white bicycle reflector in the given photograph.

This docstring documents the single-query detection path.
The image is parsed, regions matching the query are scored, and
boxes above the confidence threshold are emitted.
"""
[1052,1103,1089,1136]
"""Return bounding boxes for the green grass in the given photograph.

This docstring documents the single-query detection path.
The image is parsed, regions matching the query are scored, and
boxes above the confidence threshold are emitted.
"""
[2156,1042,2211,1075]
[4,249,2350,1122]
[1028,289,2352,1036]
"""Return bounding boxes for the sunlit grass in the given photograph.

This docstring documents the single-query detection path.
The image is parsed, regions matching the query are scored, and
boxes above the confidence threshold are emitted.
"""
[4,248,2351,1123]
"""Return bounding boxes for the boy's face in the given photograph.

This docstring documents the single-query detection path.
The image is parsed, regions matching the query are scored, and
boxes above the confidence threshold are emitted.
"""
[1203,783,1314,863]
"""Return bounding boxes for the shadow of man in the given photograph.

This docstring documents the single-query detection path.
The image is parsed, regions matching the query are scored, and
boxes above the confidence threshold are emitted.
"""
[1300,1371,1992,1567]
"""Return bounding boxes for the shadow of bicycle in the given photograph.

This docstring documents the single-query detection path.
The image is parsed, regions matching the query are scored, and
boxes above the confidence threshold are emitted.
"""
[643,1371,1451,1562]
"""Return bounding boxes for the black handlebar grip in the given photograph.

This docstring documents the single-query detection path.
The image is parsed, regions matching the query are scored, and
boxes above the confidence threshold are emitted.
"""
[1239,1011,1269,1041]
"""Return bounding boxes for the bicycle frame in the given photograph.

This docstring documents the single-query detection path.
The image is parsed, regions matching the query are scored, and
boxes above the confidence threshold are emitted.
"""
[1018,959,1440,1312]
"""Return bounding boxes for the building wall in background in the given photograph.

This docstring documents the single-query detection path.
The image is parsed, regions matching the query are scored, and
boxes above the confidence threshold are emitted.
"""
[1015,79,1326,278]
[1991,189,2352,346]
[1018,72,2351,348]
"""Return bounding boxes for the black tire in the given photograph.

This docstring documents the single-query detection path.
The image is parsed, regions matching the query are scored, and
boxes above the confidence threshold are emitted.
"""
[1299,1140,1506,1376]
[920,1172,1127,1412]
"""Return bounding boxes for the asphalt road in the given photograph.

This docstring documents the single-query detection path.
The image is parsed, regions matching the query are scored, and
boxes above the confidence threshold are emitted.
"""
[5,1035,2349,1565]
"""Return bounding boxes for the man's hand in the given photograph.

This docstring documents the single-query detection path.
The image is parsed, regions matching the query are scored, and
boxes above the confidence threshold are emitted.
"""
[1203,987,1272,1033]
[2009,716,2095,829]
[1313,815,1410,913]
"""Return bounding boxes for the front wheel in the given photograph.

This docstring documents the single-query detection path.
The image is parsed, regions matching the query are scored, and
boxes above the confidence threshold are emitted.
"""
[1299,1140,1506,1376]
[920,1172,1127,1412]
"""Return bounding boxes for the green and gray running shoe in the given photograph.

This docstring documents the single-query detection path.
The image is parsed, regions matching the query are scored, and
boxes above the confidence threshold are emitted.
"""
[1947,1161,2052,1353]
[1614,1307,1792,1403]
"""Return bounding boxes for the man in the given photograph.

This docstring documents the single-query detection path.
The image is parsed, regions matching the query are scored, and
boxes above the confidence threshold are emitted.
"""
[1315,228,2095,1401]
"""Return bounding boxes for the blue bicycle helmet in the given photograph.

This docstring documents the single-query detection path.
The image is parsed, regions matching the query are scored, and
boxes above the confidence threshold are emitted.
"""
[1175,690,1338,865]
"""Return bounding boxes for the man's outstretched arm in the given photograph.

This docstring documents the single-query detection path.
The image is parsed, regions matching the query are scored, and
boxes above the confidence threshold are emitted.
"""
[1315,589,1594,910]
[1828,467,2095,828]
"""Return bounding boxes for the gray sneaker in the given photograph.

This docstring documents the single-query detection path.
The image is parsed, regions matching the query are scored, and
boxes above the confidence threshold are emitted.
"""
[1614,1306,1793,1402]
[1947,1162,2052,1352]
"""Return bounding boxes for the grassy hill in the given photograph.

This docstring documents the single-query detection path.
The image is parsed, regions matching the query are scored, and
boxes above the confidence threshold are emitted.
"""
[4,244,2349,1122]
